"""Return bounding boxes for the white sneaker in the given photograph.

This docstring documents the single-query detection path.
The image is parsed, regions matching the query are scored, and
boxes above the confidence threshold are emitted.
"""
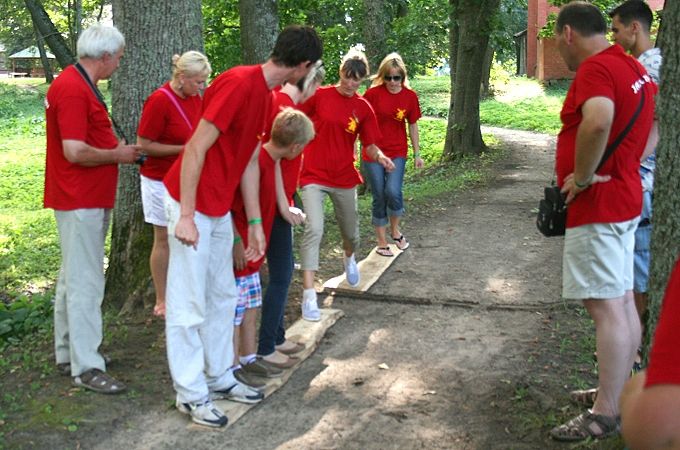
[302,289,321,322]
[211,381,264,404]
[176,399,228,427]
[344,254,360,287]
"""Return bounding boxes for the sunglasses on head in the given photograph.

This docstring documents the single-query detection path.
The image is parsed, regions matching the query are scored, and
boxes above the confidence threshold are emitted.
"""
[384,75,402,82]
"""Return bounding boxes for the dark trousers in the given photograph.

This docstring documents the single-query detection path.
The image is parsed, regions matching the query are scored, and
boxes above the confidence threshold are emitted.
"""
[258,214,293,355]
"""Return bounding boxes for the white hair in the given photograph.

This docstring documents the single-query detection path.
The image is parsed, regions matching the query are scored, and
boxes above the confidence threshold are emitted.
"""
[77,24,125,60]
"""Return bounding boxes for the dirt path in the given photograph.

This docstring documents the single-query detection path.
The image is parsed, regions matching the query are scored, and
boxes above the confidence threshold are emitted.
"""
[8,128,621,449]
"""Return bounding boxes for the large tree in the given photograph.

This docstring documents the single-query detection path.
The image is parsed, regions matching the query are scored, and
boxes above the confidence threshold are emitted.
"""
[24,0,75,68]
[644,2,680,359]
[239,0,278,64]
[106,0,204,312]
[442,0,501,160]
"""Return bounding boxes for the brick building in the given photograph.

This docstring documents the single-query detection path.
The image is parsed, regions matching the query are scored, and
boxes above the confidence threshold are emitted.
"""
[526,0,665,81]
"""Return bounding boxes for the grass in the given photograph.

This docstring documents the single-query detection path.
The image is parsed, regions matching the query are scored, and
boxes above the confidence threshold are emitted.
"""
[410,75,568,134]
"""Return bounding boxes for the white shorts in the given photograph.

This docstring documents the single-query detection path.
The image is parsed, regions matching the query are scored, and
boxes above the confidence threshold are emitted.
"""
[562,218,638,300]
[140,175,167,227]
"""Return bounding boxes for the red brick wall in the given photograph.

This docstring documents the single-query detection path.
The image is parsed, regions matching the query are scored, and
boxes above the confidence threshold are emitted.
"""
[537,37,574,81]
[527,0,665,81]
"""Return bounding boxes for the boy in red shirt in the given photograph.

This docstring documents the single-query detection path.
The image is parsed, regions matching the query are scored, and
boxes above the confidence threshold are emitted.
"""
[229,109,315,385]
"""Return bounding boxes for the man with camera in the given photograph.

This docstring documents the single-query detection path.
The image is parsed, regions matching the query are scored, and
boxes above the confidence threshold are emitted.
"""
[547,2,656,442]
[44,24,141,394]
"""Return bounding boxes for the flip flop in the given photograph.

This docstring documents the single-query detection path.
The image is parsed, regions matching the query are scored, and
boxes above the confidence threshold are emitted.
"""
[375,246,394,257]
[392,234,409,250]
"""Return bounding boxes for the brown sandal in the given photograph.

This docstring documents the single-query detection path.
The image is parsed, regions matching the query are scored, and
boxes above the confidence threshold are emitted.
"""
[549,411,619,442]
[72,368,126,394]
[569,387,598,407]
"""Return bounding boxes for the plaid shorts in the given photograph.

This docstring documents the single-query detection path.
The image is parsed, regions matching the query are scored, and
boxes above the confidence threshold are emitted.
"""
[234,272,262,326]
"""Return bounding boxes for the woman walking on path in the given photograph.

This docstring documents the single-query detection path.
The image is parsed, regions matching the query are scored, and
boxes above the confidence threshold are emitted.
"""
[298,49,395,321]
[363,53,422,257]
[136,51,211,317]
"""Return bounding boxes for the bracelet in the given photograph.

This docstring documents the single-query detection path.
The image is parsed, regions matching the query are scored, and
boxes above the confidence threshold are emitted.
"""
[233,236,242,244]
[248,218,262,225]
[574,175,592,189]
[413,152,420,158]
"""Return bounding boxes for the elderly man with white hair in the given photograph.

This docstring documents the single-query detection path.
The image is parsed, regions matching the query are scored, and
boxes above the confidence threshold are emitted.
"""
[44,24,140,394]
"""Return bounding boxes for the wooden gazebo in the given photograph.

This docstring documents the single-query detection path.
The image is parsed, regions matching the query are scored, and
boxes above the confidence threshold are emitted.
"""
[8,46,55,77]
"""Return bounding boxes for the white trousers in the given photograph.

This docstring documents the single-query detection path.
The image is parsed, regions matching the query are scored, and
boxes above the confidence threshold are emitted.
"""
[53,209,110,376]
[164,193,237,404]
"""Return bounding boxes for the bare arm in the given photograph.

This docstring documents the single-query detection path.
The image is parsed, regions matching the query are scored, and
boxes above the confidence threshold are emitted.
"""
[621,371,680,450]
[173,119,220,248]
[274,160,306,226]
[561,97,614,204]
[136,136,184,158]
[62,139,139,167]
[241,144,265,260]
[641,120,659,161]
[408,122,423,169]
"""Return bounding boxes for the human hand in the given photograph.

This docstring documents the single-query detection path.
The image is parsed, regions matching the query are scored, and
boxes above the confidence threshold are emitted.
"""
[561,172,611,204]
[174,215,199,249]
[379,154,395,172]
[233,240,247,270]
[116,141,142,164]
[244,223,266,261]
[282,206,306,226]
[414,156,424,169]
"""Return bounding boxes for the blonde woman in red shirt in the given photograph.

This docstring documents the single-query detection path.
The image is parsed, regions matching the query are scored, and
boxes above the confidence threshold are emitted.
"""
[363,53,423,257]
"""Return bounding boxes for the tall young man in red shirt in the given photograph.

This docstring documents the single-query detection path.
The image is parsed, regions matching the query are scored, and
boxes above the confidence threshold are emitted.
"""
[162,26,322,428]
[548,2,656,442]
[44,24,140,394]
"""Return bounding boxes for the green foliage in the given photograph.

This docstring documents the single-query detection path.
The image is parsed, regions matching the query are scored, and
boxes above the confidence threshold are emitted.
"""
[410,76,450,118]
[0,291,53,344]
[491,0,528,63]
[202,0,241,73]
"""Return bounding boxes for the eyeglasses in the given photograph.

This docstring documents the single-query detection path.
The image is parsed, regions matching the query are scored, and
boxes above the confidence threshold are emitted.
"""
[384,75,402,82]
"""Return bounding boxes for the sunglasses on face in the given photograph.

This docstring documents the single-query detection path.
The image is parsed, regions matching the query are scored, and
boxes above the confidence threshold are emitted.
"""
[384,75,402,82]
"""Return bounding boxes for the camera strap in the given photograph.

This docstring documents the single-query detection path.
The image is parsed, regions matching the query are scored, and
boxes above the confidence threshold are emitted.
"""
[74,62,129,143]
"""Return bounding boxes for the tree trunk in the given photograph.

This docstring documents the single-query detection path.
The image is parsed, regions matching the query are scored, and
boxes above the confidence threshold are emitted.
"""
[24,0,75,69]
[107,0,203,313]
[480,46,494,98]
[238,0,278,64]
[443,0,501,161]
[642,2,680,362]
[33,22,54,83]
[362,0,386,73]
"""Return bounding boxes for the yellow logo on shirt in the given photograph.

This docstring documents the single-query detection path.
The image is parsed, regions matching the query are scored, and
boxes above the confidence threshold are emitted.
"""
[345,115,358,134]
[394,108,406,122]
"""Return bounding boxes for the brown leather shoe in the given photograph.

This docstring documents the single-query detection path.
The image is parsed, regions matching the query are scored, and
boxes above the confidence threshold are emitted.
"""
[275,342,305,355]
[242,359,282,378]
[260,355,299,369]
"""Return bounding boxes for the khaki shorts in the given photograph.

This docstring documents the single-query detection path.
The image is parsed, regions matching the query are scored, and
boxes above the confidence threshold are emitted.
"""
[562,218,638,300]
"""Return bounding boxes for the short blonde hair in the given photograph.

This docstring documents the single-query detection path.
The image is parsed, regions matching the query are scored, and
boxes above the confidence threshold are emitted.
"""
[270,108,315,147]
[371,52,410,89]
[171,50,211,80]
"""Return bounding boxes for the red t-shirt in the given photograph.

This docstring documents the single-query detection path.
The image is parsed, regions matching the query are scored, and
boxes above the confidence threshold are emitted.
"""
[164,65,271,216]
[268,90,302,203]
[43,65,119,210]
[137,82,202,180]
[556,45,656,228]
[298,86,381,189]
[232,149,277,277]
[645,257,680,387]
[362,84,421,160]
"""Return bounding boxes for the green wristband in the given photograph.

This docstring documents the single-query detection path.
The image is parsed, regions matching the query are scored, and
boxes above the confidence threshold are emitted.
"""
[248,218,262,225]
[233,236,242,244]
[574,176,592,189]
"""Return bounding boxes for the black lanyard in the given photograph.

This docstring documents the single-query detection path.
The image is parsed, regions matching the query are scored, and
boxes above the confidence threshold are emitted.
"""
[74,62,129,143]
